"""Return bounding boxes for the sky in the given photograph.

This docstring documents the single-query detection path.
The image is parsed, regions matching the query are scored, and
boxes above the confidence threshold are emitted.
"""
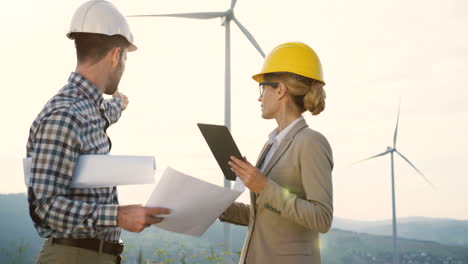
[0,0,467,221]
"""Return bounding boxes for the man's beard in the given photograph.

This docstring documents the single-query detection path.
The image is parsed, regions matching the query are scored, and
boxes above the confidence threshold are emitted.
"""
[104,61,123,95]
[104,76,120,95]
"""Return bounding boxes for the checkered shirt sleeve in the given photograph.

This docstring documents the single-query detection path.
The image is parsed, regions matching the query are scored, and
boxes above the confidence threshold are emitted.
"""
[103,98,122,125]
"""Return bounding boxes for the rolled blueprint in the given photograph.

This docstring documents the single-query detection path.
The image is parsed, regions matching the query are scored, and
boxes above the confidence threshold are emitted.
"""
[23,155,156,188]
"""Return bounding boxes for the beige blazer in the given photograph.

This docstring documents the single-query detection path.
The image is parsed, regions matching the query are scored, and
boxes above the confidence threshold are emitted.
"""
[220,118,333,264]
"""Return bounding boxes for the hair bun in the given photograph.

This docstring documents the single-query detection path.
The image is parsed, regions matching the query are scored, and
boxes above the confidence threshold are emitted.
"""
[304,85,326,115]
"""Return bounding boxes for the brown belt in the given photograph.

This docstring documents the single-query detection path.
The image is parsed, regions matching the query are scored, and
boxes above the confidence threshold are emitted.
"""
[49,238,124,256]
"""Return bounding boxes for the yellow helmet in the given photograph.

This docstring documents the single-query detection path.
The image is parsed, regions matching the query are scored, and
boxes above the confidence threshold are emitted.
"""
[252,42,324,84]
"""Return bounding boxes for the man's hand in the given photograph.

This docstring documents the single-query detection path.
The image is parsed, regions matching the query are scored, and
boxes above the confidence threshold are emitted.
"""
[229,156,267,194]
[117,205,170,233]
[113,91,129,110]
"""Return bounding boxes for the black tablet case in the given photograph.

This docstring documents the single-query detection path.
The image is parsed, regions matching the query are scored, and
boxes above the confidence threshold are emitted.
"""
[197,123,243,181]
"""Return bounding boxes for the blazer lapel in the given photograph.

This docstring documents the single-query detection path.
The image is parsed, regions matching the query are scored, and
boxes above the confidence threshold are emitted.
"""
[262,119,308,177]
[251,141,273,214]
[255,141,273,168]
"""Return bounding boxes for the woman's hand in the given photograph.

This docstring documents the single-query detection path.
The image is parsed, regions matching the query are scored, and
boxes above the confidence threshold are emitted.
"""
[229,156,267,194]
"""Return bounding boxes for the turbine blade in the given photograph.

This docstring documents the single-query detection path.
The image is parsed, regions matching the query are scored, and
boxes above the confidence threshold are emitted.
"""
[395,150,435,188]
[128,11,226,20]
[393,102,401,148]
[353,150,391,165]
[231,0,237,8]
[232,17,265,58]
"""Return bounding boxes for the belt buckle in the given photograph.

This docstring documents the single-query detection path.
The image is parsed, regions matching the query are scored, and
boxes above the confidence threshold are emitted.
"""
[116,242,124,255]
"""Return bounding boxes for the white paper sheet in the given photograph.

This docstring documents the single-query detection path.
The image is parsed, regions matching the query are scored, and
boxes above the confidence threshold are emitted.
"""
[23,155,156,188]
[146,167,245,237]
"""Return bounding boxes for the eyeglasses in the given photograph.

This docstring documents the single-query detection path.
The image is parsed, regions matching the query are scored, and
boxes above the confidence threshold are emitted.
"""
[258,82,279,97]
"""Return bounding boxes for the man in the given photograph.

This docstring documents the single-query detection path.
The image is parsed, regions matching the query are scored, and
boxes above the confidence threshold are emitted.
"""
[26,1,169,263]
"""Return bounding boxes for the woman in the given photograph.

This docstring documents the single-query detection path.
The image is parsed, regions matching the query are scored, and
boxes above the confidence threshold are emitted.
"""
[221,42,333,264]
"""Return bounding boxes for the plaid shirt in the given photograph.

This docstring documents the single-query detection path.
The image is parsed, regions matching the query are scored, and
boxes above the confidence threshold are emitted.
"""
[26,72,123,242]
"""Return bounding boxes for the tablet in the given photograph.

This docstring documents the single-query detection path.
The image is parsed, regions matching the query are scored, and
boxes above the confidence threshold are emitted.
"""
[197,123,242,181]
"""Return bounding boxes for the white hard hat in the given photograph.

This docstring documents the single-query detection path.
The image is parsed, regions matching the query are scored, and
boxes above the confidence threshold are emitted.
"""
[67,0,137,52]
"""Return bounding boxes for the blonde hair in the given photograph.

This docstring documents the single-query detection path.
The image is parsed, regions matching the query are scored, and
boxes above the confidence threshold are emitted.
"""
[265,72,326,115]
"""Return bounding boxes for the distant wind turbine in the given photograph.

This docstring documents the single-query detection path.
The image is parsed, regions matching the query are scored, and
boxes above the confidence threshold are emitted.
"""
[354,103,434,264]
[129,0,265,251]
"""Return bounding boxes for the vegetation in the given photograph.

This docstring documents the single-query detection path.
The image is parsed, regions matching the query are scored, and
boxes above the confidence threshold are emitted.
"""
[1,193,468,264]
[0,238,32,264]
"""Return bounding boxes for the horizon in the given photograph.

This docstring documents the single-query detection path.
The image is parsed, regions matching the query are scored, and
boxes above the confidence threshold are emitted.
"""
[1,191,467,223]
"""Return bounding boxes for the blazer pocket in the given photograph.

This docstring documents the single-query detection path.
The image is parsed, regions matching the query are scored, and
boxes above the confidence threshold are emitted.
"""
[264,203,281,215]
[274,242,314,256]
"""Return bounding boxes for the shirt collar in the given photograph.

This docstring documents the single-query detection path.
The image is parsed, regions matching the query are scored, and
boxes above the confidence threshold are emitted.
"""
[68,72,104,108]
[268,116,304,147]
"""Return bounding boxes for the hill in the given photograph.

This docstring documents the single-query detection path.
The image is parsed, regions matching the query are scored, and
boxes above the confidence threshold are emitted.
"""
[332,216,468,247]
[1,193,468,263]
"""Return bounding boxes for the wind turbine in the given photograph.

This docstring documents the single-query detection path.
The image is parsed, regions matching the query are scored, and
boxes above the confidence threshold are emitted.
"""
[128,0,265,251]
[355,104,434,264]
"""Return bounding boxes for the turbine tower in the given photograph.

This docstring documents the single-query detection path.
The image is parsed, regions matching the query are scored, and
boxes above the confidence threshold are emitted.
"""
[129,0,265,251]
[355,104,434,264]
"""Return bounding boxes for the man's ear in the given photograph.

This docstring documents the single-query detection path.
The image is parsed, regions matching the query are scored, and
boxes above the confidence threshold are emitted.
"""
[110,47,121,69]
